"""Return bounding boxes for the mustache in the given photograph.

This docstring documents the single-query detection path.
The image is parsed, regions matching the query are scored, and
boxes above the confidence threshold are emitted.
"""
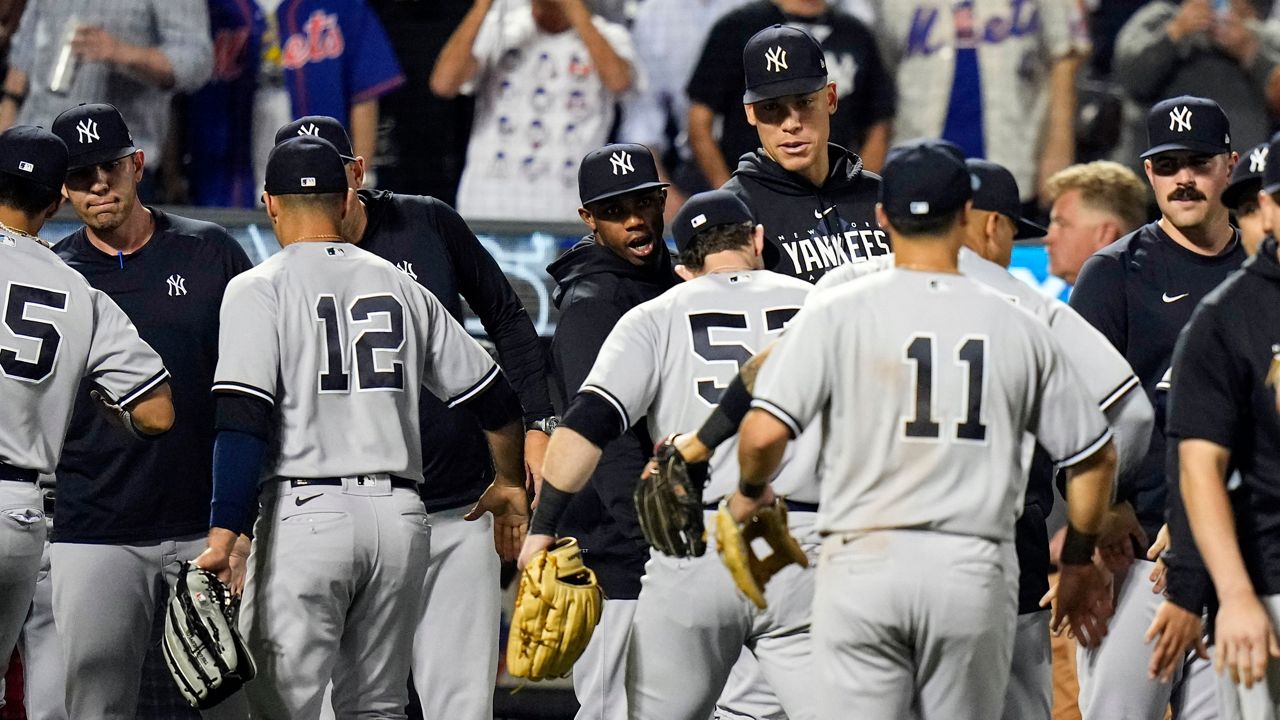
[1169,186,1206,202]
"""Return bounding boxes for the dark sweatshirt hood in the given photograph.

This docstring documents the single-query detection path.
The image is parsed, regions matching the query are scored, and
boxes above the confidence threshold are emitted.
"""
[730,143,873,197]
[547,236,676,309]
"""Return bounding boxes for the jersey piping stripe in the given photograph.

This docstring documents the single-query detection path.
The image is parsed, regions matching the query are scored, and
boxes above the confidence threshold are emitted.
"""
[580,385,629,435]
[446,365,501,408]
[750,398,802,438]
[1054,427,1113,469]
[211,381,276,406]
[115,368,172,408]
[1099,375,1141,412]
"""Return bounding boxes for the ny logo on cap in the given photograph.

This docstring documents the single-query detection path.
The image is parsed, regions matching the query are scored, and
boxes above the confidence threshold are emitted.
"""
[765,46,788,73]
[301,177,316,187]
[17,161,33,173]
[609,151,634,176]
[76,119,99,144]
[1251,146,1270,174]
[298,123,320,137]
[1169,106,1193,133]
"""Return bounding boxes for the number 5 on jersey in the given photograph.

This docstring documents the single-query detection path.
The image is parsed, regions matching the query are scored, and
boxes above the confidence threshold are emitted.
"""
[315,294,406,392]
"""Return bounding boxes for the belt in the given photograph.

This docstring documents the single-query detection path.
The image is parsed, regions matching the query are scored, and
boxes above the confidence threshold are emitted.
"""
[706,498,819,513]
[286,476,416,490]
[0,462,37,483]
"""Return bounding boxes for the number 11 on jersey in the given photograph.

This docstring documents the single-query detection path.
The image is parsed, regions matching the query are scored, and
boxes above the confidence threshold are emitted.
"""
[901,333,988,443]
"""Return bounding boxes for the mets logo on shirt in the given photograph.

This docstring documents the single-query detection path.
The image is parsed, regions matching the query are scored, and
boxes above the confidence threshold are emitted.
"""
[281,10,344,70]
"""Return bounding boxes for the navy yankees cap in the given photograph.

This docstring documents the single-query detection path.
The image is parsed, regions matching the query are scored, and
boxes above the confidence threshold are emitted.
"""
[0,126,68,190]
[1225,142,1268,208]
[274,116,355,161]
[672,189,754,253]
[1263,131,1280,196]
[966,159,1045,239]
[264,136,348,196]
[1142,95,1231,159]
[880,140,972,222]
[742,25,828,104]
[578,143,667,207]
[51,103,138,170]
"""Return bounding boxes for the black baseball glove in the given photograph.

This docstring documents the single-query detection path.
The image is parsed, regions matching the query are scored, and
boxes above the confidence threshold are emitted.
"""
[162,562,256,708]
[634,435,709,557]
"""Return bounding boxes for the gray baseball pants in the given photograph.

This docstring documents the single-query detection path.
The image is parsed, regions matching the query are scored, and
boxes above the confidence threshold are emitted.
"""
[0,481,43,710]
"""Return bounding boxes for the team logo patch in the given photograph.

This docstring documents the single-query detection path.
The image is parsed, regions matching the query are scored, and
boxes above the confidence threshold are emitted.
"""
[76,119,99,144]
[298,123,320,137]
[1252,146,1269,174]
[301,177,316,187]
[166,274,186,297]
[691,213,707,228]
[609,151,634,176]
[1168,106,1192,133]
[17,161,33,173]
[765,46,788,73]
[326,247,345,256]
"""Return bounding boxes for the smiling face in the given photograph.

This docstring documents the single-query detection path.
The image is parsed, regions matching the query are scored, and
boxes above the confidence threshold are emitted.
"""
[744,84,836,180]
[580,188,667,267]
[62,151,144,233]
[1144,151,1234,233]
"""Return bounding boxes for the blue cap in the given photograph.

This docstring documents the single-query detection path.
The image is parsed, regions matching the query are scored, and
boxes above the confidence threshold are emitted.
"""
[672,190,754,253]
[0,126,68,190]
[1142,96,1231,159]
[51,103,137,170]
[578,143,667,207]
[1226,142,1267,208]
[966,159,1045,239]
[742,25,828,104]
[264,136,348,196]
[274,116,355,161]
[880,140,972,223]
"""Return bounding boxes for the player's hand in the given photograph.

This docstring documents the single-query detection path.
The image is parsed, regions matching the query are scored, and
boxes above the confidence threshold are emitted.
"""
[466,482,530,562]
[524,430,550,509]
[726,485,775,524]
[517,533,556,571]
[673,432,712,465]
[1214,591,1280,688]
[1043,561,1114,648]
[1096,501,1147,578]
[72,26,122,64]
[1146,600,1208,682]
[1147,523,1171,559]
[1149,558,1169,594]
[1168,0,1214,42]
[227,534,252,597]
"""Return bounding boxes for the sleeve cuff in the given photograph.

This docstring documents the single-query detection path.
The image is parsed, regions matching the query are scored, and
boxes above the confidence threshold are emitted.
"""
[749,398,802,438]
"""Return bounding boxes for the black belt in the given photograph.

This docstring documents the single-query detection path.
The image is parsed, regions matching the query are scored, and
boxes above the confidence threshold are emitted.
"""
[706,499,819,513]
[0,462,37,483]
[287,476,416,490]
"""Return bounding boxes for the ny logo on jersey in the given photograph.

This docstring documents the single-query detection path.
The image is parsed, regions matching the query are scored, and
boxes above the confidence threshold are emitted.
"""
[765,46,788,73]
[76,119,99,145]
[396,260,417,279]
[1169,106,1193,133]
[298,123,321,138]
[1252,146,1270,174]
[609,151,634,176]
[167,274,186,297]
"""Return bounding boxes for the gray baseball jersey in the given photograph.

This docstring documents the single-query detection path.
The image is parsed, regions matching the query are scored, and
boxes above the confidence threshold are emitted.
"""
[0,232,168,473]
[580,269,819,502]
[753,268,1111,540]
[212,241,499,482]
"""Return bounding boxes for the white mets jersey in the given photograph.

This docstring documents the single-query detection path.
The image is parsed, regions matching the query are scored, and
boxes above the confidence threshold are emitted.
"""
[580,269,820,502]
[213,242,499,482]
[0,231,167,473]
[753,268,1111,540]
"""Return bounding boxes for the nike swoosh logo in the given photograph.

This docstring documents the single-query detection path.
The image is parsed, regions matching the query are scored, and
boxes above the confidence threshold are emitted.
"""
[813,206,836,219]
[1162,292,1189,303]
[295,493,323,506]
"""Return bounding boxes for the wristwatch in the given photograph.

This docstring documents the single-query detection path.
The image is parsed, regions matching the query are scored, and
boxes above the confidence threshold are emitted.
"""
[529,416,560,434]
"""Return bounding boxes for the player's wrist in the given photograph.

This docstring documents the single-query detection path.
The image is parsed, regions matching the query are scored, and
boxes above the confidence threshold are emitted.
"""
[529,482,574,536]
[738,479,767,499]
[1060,524,1099,566]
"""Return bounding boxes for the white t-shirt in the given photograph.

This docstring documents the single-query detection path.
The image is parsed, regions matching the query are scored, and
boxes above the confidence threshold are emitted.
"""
[456,6,636,223]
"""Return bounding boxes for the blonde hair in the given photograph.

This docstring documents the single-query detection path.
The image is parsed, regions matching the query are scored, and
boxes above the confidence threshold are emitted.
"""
[1043,161,1148,233]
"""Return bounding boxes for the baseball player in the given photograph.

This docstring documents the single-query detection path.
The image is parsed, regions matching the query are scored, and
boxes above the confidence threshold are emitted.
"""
[1175,129,1280,718]
[518,189,822,720]
[1071,95,1246,719]
[735,140,1117,719]
[272,115,555,720]
[0,125,173,711]
[721,24,889,284]
[47,102,253,719]
[1222,141,1269,257]
[193,135,528,717]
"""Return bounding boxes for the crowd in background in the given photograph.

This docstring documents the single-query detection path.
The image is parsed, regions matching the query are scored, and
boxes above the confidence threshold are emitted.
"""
[1,0,1279,228]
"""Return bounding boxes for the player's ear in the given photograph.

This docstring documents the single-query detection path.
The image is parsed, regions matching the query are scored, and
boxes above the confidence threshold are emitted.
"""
[349,158,365,190]
[264,193,280,225]
[825,83,837,115]
[674,264,695,282]
[744,103,758,128]
[874,203,890,232]
[578,207,596,233]
[751,223,765,256]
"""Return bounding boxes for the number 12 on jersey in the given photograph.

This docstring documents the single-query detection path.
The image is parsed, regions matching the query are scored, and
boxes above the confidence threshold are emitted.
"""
[315,294,406,393]
[902,333,988,443]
